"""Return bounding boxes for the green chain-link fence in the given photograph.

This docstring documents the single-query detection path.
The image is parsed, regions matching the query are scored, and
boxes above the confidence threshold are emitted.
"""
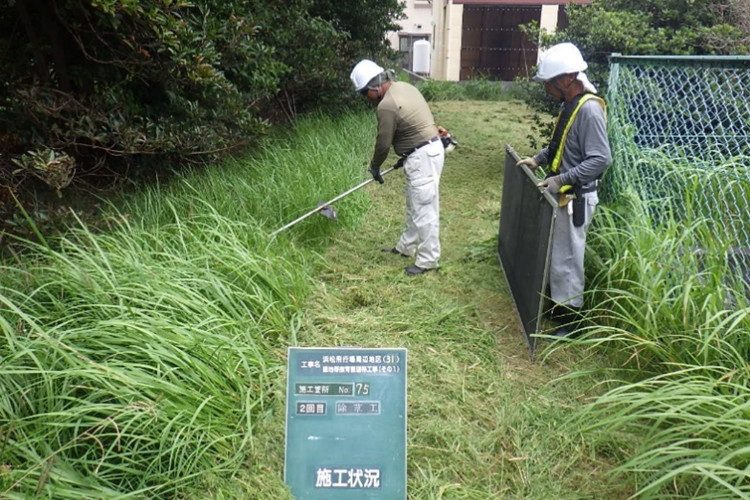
[605,54,750,249]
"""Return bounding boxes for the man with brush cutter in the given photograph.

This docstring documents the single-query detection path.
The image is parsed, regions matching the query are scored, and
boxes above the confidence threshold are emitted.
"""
[350,59,445,277]
[516,42,612,337]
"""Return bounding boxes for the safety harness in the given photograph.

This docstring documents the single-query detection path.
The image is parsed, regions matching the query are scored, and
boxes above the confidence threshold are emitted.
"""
[547,93,606,194]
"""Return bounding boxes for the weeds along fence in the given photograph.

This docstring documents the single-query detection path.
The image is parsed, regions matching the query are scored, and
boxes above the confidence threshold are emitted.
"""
[604,55,750,251]
[584,56,750,498]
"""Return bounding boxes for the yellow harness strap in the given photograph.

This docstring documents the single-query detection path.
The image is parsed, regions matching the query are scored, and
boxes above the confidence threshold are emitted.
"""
[549,94,606,194]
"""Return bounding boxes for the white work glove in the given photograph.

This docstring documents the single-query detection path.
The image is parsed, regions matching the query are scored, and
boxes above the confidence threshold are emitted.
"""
[537,175,564,194]
[516,157,539,171]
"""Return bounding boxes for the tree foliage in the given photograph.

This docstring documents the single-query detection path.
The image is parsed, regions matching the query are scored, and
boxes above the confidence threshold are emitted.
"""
[545,0,750,70]
[309,0,403,58]
[548,0,750,129]
[0,0,403,194]
[518,0,750,145]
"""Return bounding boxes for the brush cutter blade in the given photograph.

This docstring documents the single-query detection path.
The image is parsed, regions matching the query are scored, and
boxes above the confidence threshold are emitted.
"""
[271,166,394,237]
[317,201,337,221]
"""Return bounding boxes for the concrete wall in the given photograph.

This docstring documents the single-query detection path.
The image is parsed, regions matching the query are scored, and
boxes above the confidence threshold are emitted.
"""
[539,4,560,63]
[432,2,464,80]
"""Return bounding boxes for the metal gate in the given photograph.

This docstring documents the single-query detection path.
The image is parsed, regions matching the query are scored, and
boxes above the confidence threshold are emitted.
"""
[460,5,539,81]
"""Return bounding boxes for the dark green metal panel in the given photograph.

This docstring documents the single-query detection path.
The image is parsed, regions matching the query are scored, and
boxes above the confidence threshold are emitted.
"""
[285,347,407,500]
[498,145,557,354]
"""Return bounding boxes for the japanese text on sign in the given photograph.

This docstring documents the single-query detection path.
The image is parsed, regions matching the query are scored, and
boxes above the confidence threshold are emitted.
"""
[295,383,353,395]
[285,347,406,499]
[299,354,402,374]
[315,467,381,489]
[336,401,380,415]
[296,402,326,415]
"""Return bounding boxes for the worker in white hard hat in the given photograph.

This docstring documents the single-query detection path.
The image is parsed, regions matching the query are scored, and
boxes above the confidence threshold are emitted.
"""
[350,59,445,276]
[516,42,612,337]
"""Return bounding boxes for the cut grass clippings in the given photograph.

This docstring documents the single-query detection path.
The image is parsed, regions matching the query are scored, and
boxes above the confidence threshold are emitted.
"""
[246,100,632,499]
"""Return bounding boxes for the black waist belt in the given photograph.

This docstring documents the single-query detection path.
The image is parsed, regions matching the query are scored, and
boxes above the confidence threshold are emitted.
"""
[401,136,439,157]
[577,180,599,194]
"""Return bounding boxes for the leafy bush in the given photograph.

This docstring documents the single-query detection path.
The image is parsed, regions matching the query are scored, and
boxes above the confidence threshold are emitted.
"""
[11,149,76,196]
[0,0,402,185]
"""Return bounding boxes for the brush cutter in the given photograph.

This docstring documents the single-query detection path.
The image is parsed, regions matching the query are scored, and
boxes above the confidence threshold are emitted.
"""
[270,166,396,237]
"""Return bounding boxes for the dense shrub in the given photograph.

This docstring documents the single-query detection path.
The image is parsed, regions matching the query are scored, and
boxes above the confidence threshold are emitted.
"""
[0,0,402,186]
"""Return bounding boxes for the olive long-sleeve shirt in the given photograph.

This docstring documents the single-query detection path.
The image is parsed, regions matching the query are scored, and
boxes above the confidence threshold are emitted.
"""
[370,81,438,170]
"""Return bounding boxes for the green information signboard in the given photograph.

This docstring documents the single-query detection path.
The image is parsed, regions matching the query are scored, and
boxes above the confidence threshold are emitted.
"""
[284,347,407,499]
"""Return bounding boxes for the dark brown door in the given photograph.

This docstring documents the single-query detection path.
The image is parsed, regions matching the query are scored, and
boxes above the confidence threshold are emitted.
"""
[460,5,541,81]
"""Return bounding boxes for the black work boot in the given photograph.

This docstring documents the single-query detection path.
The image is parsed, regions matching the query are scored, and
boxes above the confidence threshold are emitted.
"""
[382,247,409,258]
[553,306,583,338]
[405,265,434,276]
[547,302,567,321]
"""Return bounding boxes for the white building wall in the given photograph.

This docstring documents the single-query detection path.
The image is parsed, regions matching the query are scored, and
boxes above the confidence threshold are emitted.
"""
[538,5,560,61]
[441,4,464,81]
[427,1,463,80]
[387,0,434,52]
[395,2,571,81]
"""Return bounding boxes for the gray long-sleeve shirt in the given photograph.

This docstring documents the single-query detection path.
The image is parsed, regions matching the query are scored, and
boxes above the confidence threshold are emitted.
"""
[370,81,437,171]
[533,98,612,188]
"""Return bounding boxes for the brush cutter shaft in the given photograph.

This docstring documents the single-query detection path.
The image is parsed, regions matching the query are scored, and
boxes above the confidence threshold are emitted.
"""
[271,167,395,236]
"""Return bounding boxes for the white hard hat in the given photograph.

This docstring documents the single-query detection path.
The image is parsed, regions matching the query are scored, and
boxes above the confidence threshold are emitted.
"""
[533,42,588,82]
[350,59,385,92]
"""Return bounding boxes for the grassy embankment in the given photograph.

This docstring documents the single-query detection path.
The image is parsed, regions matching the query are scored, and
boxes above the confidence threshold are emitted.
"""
[2,84,748,498]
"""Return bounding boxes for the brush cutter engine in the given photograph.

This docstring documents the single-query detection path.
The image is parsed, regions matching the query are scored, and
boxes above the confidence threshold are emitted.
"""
[438,126,458,153]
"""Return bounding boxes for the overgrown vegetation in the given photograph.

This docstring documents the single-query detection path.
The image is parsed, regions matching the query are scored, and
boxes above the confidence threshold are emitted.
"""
[0,111,377,498]
[0,0,403,187]
[0,0,405,252]
[549,180,750,498]
[0,213,311,498]
[2,63,748,499]
[0,95,637,498]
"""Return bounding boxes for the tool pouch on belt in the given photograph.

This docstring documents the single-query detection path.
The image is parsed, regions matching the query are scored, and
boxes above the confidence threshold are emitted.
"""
[572,185,585,227]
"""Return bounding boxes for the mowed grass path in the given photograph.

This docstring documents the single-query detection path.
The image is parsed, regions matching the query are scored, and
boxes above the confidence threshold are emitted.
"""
[246,101,632,499]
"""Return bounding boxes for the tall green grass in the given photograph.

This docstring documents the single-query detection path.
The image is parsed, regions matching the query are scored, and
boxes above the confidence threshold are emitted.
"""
[582,187,750,371]
[0,212,310,498]
[0,111,378,497]
[577,369,750,499]
[551,164,750,498]
[122,111,379,244]
[417,77,516,102]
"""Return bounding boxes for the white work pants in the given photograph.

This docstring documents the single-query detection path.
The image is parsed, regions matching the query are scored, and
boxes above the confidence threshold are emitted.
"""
[549,191,598,308]
[395,140,444,269]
